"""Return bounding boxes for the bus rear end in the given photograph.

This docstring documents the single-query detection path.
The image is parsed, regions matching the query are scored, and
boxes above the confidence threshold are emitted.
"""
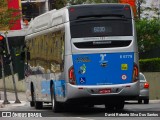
[65,4,139,108]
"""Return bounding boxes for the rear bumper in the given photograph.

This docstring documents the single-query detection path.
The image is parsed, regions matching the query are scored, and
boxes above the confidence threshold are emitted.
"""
[65,82,139,103]
[65,96,138,105]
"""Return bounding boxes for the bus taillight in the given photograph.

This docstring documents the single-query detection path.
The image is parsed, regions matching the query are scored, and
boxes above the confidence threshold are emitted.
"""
[132,63,139,82]
[69,66,76,85]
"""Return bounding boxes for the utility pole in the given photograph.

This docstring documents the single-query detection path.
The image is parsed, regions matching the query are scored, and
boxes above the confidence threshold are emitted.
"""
[4,32,21,103]
[0,34,10,104]
[138,0,141,19]
[0,55,10,104]
[158,0,160,19]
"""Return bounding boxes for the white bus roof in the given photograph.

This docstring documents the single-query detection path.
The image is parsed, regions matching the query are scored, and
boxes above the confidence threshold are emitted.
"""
[26,7,69,35]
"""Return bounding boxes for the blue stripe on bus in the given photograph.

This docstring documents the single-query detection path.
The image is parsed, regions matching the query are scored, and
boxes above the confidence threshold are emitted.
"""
[54,80,66,97]
[72,52,134,85]
[41,80,66,97]
[41,81,50,95]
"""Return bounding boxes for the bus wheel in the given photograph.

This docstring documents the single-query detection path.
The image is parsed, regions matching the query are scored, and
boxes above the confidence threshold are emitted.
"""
[105,104,114,111]
[51,85,63,112]
[33,91,43,109]
[30,91,35,107]
[35,101,43,109]
[30,83,35,107]
[88,104,94,108]
[115,101,125,110]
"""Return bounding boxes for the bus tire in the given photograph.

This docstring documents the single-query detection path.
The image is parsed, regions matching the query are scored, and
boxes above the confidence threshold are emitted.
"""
[51,84,63,113]
[105,104,114,111]
[35,101,43,109]
[30,83,35,107]
[115,102,124,110]
[33,90,43,109]
[30,101,35,107]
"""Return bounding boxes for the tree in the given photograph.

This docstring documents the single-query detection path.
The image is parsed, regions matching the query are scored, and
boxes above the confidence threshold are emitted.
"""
[0,0,21,104]
[140,0,159,19]
[0,0,21,31]
[54,0,67,9]
[136,19,160,53]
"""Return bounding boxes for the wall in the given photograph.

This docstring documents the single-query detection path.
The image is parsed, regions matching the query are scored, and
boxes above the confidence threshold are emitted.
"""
[143,72,160,100]
[0,74,25,92]
[0,72,160,100]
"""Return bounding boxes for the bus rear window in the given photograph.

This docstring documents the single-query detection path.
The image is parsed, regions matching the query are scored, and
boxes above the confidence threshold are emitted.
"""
[70,19,132,38]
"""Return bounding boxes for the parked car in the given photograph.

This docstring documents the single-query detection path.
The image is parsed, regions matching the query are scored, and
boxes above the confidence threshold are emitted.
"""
[138,72,149,104]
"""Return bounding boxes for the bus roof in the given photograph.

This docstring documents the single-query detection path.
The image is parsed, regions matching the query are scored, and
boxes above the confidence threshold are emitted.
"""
[26,3,132,36]
[68,4,132,21]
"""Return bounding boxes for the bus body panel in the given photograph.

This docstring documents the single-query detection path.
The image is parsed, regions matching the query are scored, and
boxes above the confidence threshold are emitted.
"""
[24,4,139,107]
[72,52,134,85]
[65,82,139,102]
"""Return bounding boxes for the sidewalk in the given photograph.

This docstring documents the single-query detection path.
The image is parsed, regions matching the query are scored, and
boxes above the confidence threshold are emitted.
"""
[0,91,27,108]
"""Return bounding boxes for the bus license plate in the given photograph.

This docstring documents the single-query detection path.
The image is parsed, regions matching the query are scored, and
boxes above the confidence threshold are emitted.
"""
[99,89,111,94]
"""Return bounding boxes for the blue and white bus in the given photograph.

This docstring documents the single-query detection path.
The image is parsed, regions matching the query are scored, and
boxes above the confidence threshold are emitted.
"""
[24,3,139,112]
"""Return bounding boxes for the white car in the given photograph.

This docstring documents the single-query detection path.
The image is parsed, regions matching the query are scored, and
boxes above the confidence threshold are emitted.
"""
[138,72,149,104]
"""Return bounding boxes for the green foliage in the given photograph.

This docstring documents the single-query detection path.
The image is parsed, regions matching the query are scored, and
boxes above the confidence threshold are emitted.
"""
[140,0,159,19]
[139,58,160,72]
[0,0,21,30]
[136,19,160,53]
[0,9,21,29]
[54,0,67,9]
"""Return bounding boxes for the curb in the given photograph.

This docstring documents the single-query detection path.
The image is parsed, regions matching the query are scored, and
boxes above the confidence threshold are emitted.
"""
[126,100,160,104]
[0,101,27,109]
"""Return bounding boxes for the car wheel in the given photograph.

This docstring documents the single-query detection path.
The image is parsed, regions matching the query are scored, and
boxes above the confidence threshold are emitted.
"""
[144,99,149,104]
[138,99,142,104]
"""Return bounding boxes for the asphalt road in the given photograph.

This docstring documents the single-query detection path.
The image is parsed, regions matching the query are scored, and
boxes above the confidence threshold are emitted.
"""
[0,101,160,120]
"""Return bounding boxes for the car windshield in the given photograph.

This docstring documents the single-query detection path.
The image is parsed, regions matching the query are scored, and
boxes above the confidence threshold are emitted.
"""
[139,73,146,82]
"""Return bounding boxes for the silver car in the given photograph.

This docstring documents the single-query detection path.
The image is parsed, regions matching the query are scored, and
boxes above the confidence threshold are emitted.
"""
[138,72,149,104]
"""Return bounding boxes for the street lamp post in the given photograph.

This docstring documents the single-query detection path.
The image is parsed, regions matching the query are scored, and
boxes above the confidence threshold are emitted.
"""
[158,0,160,19]
[4,32,21,103]
[0,55,10,104]
[137,0,141,19]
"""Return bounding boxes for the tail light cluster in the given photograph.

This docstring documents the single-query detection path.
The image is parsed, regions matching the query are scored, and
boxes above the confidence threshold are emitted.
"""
[132,63,139,82]
[144,82,149,89]
[69,66,76,85]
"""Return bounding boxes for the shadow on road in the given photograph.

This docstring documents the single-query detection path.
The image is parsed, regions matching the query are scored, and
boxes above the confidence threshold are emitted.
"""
[41,104,129,117]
